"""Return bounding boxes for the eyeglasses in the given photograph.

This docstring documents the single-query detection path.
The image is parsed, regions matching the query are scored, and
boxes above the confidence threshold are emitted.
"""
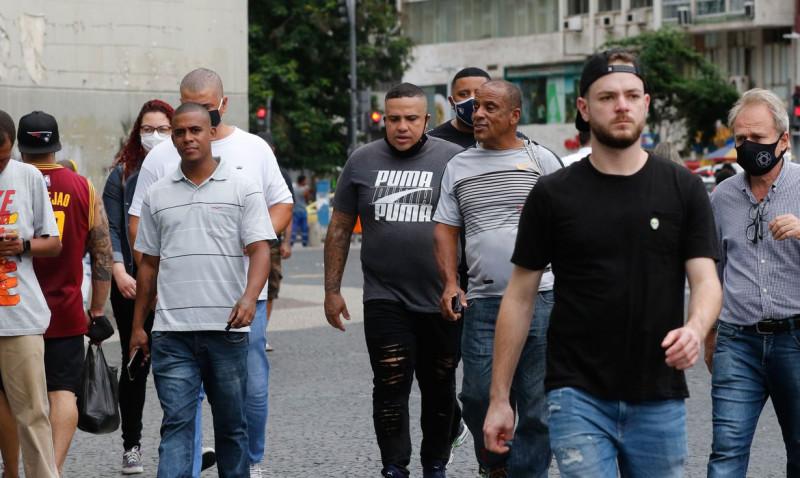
[746,200,769,244]
[140,125,171,135]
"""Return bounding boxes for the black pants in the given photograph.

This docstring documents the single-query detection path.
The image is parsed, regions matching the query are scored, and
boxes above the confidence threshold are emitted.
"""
[111,280,154,450]
[364,300,462,473]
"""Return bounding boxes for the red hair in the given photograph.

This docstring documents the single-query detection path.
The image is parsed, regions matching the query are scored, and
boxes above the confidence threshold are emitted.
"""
[115,99,175,178]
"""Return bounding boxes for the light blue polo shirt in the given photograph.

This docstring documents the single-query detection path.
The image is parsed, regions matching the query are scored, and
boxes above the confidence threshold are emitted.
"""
[135,157,275,332]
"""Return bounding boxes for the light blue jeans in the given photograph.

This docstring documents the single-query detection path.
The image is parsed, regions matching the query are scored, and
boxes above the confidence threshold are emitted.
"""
[151,331,249,478]
[459,291,553,477]
[708,321,800,477]
[546,387,686,478]
[192,300,270,472]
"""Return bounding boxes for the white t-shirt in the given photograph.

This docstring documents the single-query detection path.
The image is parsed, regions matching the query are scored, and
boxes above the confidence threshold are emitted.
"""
[561,146,591,167]
[129,127,292,300]
[0,160,60,335]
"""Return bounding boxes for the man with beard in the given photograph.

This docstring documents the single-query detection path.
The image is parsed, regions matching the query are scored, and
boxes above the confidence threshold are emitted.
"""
[483,49,723,477]
[706,88,800,477]
[324,83,463,478]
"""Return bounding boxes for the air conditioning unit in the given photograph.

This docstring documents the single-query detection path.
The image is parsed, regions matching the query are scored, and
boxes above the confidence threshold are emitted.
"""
[743,0,754,18]
[677,6,691,25]
[564,15,583,32]
[627,10,647,24]
[729,75,750,93]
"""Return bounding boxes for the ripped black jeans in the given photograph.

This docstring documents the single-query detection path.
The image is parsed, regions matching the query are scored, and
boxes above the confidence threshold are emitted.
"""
[364,300,462,472]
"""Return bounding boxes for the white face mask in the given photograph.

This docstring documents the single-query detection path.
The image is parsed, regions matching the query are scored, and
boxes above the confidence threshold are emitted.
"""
[141,131,170,152]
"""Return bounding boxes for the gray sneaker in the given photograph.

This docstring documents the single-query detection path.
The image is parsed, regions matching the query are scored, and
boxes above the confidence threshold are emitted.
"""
[121,446,144,474]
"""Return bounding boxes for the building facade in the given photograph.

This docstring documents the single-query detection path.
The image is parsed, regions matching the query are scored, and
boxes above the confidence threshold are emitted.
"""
[400,0,798,156]
[0,0,249,184]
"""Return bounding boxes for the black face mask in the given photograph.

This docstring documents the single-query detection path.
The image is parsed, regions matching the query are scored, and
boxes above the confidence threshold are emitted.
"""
[735,137,786,177]
[385,134,428,158]
[209,109,222,127]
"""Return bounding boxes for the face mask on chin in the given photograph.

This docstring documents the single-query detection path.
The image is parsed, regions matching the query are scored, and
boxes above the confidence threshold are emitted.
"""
[735,137,786,177]
[452,97,475,127]
[141,131,170,152]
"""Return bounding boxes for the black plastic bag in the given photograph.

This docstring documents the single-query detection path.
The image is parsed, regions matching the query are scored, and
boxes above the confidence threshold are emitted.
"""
[77,344,120,434]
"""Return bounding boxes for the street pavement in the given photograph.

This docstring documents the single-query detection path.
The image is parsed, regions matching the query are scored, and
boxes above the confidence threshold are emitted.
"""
[49,246,787,477]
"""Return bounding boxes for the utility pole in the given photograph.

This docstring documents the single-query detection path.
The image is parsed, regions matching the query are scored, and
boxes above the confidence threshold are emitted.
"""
[347,0,358,154]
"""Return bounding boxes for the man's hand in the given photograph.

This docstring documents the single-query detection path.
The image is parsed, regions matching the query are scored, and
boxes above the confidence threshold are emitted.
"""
[704,328,716,373]
[662,324,702,370]
[227,296,257,329]
[324,291,350,331]
[280,241,292,259]
[439,284,466,321]
[0,236,21,257]
[129,326,150,363]
[483,399,515,454]
[769,214,800,241]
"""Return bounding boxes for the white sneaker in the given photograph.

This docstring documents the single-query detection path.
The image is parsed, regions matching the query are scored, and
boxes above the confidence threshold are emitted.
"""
[121,445,144,474]
[447,420,470,466]
[249,463,264,478]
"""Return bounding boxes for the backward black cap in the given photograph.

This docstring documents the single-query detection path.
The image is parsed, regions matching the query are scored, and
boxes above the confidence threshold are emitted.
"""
[575,49,647,132]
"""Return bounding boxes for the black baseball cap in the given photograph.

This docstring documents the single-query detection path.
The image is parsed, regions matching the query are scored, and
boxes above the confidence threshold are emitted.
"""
[575,49,647,132]
[17,111,61,154]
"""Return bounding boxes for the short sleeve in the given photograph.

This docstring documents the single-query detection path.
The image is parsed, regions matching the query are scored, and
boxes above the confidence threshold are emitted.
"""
[241,182,276,246]
[539,147,564,175]
[31,170,59,237]
[128,158,158,217]
[261,146,293,206]
[682,174,719,261]
[332,156,359,215]
[134,193,161,256]
[432,162,463,227]
[510,180,554,271]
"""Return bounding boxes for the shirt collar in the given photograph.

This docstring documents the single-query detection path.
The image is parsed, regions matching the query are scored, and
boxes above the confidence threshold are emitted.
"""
[171,156,227,183]
[739,159,791,200]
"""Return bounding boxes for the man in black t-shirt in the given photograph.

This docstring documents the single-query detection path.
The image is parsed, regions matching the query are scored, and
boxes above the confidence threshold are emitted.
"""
[483,49,722,477]
[428,67,491,149]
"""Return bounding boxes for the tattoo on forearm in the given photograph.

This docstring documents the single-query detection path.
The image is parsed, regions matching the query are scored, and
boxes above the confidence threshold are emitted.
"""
[324,213,355,293]
[88,195,113,282]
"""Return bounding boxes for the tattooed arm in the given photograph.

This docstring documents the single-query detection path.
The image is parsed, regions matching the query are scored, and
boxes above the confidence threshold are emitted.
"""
[323,210,356,331]
[88,191,113,317]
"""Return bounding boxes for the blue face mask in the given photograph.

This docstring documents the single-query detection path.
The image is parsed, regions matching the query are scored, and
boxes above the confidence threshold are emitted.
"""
[453,97,475,127]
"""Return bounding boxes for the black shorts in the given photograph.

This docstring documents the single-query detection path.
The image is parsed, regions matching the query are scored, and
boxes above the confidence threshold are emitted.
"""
[44,335,85,394]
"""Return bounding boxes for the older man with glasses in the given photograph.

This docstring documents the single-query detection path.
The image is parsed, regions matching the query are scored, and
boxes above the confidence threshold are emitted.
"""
[706,88,800,478]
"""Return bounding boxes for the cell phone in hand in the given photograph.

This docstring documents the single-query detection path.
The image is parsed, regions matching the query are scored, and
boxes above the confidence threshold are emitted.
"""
[451,295,463,315]
[126,347,144,381]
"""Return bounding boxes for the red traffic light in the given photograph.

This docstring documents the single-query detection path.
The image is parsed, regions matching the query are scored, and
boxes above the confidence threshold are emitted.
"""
[256,106,267,120]
[370,111,382,123]
[794,105,800,117]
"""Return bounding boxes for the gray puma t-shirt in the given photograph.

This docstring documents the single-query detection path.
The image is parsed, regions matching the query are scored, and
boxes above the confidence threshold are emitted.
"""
[334,137,463,313]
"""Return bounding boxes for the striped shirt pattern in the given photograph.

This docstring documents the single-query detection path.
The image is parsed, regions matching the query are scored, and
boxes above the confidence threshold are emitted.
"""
[135,158,275,332]
[434,142,562,298]
[711,161,800,325]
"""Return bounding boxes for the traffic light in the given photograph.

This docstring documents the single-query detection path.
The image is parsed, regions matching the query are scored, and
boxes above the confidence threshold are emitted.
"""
[256,106,267,132]
[370,111,382,125]
[792,87,800,130]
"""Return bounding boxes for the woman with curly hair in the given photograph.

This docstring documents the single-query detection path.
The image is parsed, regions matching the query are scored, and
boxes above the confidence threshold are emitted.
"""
[102,99,173,475]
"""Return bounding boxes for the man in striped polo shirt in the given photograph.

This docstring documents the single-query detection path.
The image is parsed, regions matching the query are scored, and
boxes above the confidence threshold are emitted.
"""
[433,80,562,478]
[130,103,274,477]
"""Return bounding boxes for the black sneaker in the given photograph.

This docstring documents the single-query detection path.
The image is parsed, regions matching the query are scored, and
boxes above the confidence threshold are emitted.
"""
[423,461,446,478]
[201,447,216,471]
[382,464,409,478]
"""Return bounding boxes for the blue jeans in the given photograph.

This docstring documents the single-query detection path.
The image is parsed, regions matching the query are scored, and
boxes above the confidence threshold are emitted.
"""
[192,301,271,468]
[708,321,800,477]
[546,387,686,478]
[151,331,249,478]
[459,291,552,477]
[292,210,308,246]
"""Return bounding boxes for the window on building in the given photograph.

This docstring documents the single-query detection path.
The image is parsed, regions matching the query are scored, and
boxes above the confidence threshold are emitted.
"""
[662,0,690,19]
[567,0,589,15]
[696,0,725,16]
[507,64,582,125]
[403,0,558,45]
[630,0,653,7]
[598,0,622,12]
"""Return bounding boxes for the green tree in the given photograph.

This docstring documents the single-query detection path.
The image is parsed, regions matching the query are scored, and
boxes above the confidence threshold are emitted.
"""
[605,28,739,148]
[249,1,413,172]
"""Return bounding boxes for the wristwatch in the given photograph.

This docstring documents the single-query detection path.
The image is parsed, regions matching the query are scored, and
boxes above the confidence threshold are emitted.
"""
[22,239,31,254]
